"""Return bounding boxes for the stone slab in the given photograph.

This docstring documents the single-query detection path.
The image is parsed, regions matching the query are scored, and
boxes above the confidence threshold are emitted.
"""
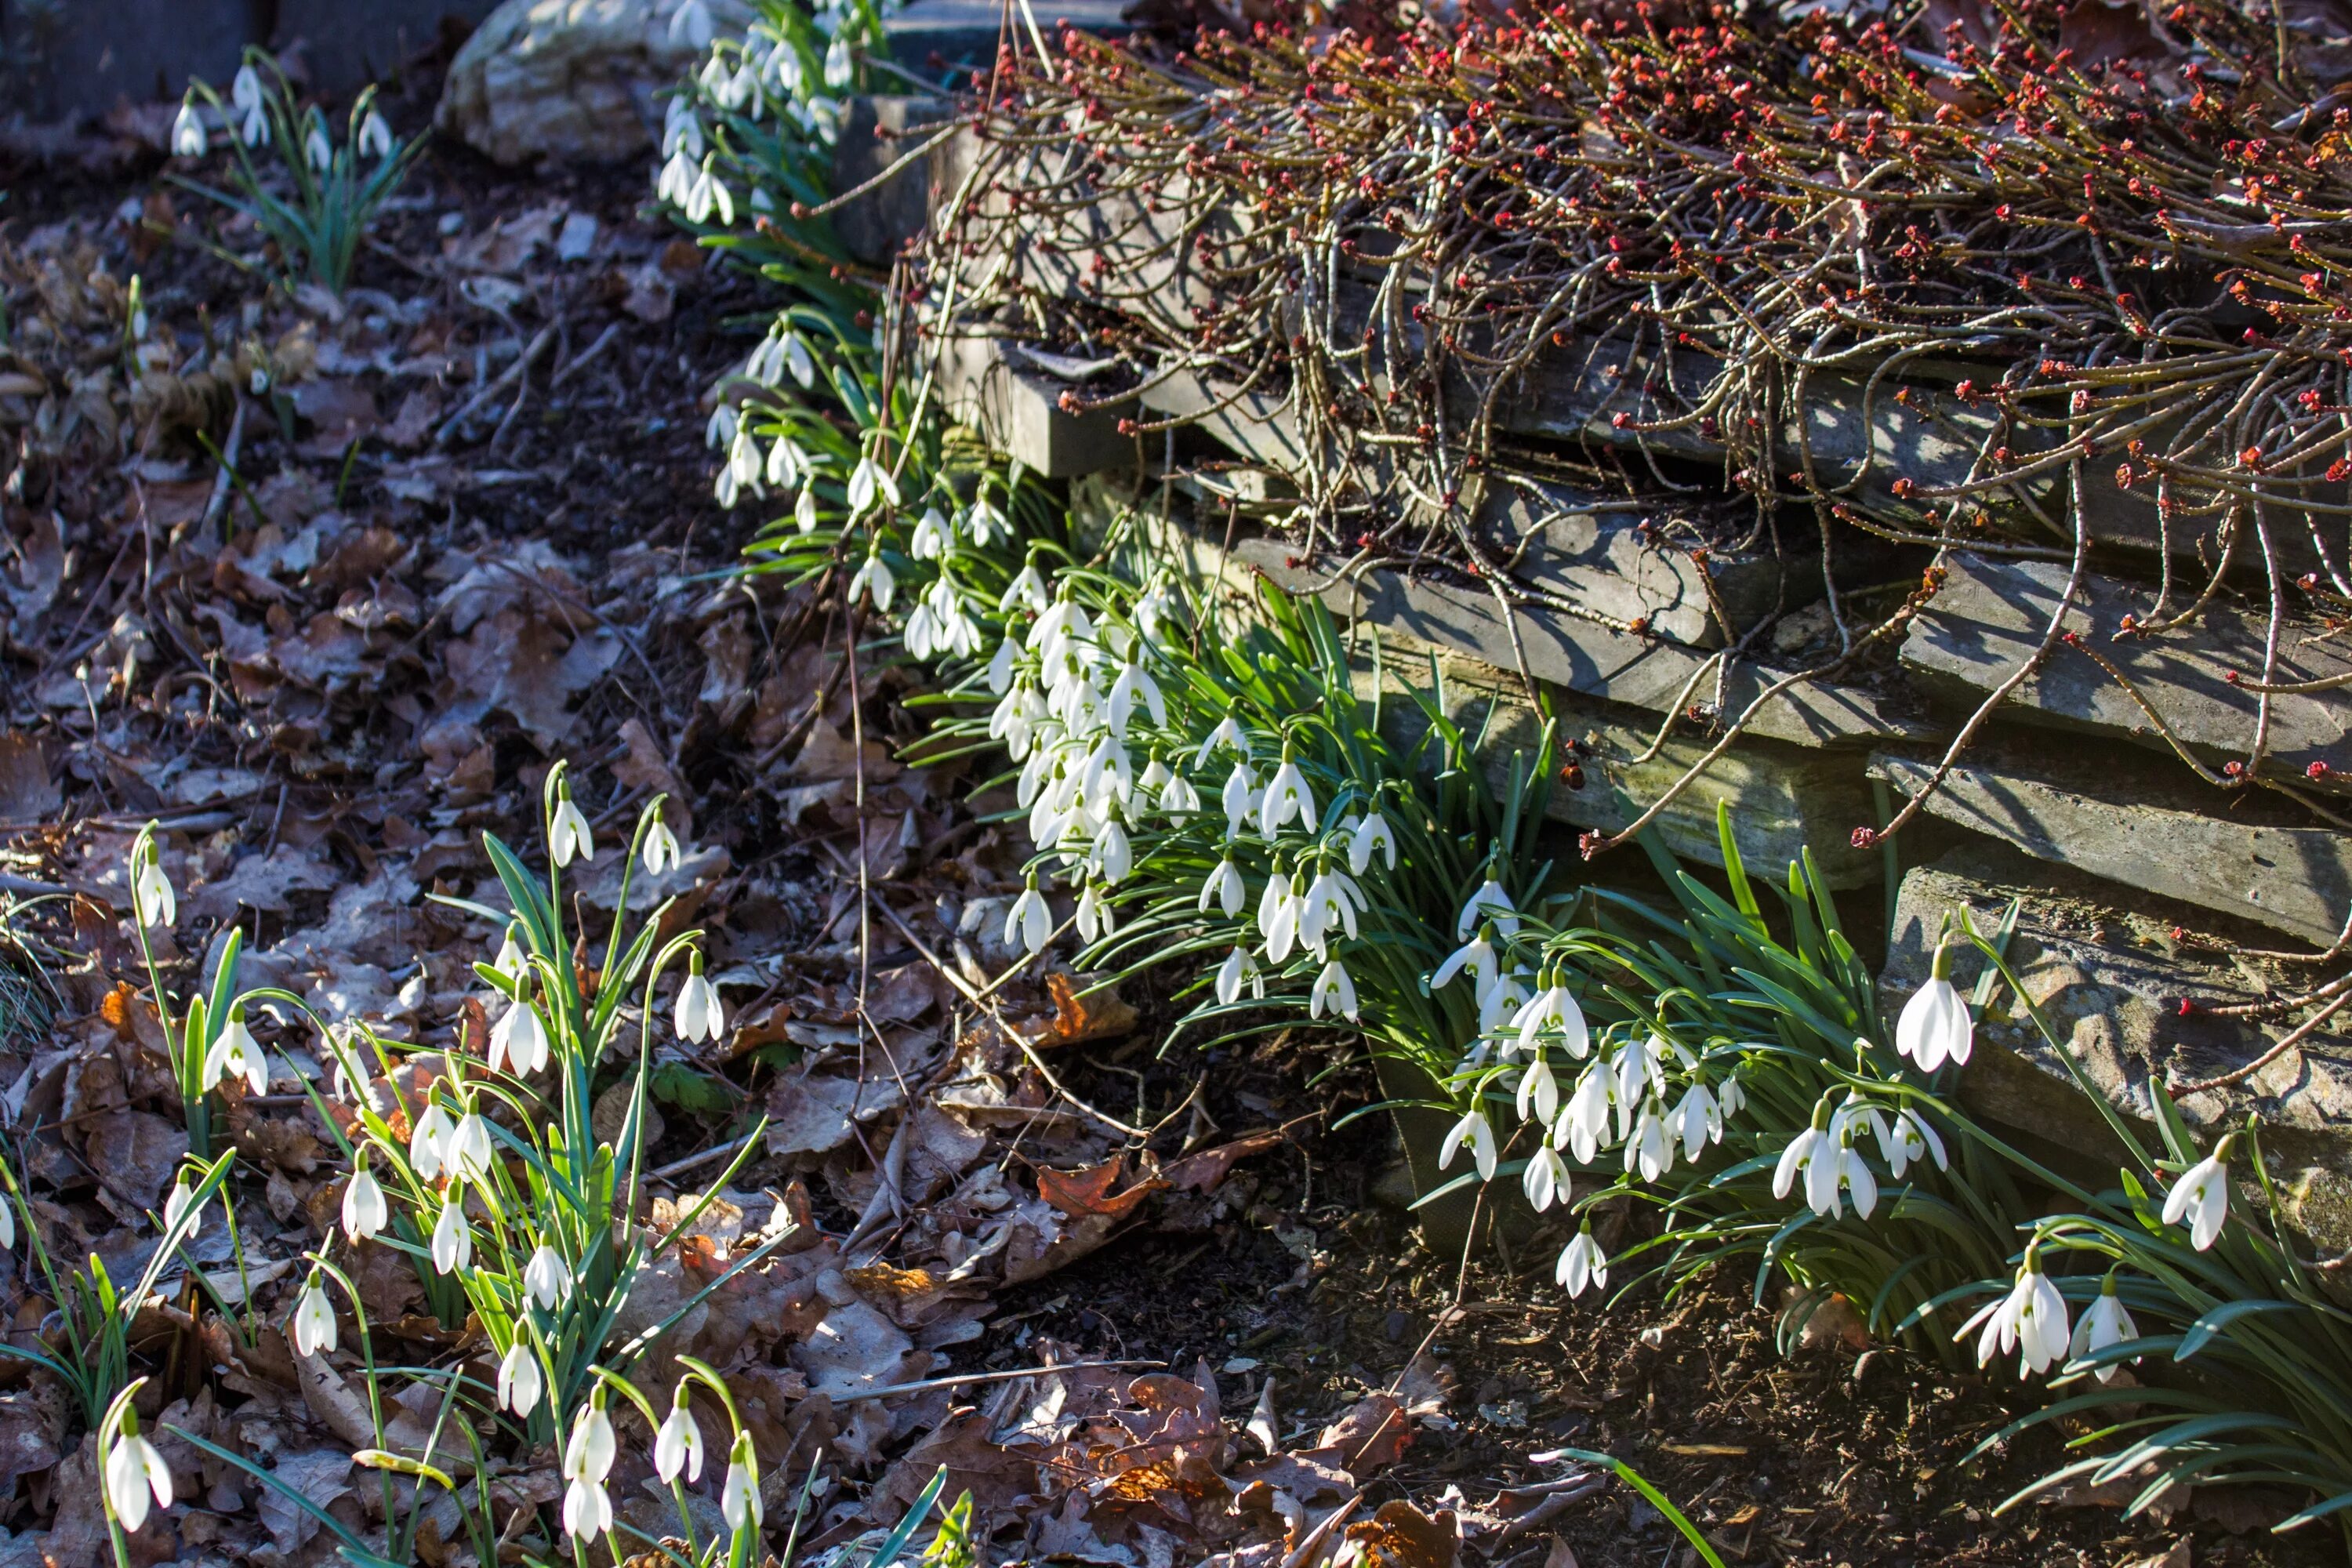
[830,95,956,265]
[277,0,504,93]
[883,0,1136,76]
[1883,844,2352,1251]
[5,0,263,121]
[931,332,1133,480]
[1871,751,2352,949]
[1900,554,2352,792]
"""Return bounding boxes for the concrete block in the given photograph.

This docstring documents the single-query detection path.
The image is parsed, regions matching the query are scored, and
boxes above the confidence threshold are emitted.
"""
[276,0,504,93]
[931,331,1132,479]
[883,0,1136,77]
[4,0,266,120]
[829,94,956,264]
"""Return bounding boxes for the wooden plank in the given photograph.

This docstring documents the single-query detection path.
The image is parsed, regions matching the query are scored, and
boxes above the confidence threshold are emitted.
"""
[1898,554,2352,793]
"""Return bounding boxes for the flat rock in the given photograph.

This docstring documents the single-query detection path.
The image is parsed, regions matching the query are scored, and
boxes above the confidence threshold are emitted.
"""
[1872,750,2352,948]
[884,0,1136,73]
[1900,554,2352,790]
[437,0,750,165]
[932,332,1134,479]
[1882,844,2352,1250]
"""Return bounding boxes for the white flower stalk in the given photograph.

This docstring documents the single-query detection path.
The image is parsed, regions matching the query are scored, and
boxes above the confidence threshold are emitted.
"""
[848,550,895,612]
[448,1108,495,1184]
[491,993,550,1075]
[1221,761,1261,839]
[1348,810,1397,874]
[524,1243,572,1310]
[1075,881,1115,944]
[1196,713,1250,768]
[1964,1244,2071,1378]
[342,1158,386,1241]
[1432,927,1499,1003]
[550,792,595,866]
[1523,1145,1568,1211]
[1109,661,1166,735]
[1555,1225,1609,1298]
[1439,1109,1497,1181]
[172,101,207,158]
[133,844,176,927]
[643,817,682,875]
[357,109,393,160]
[411,1098,453,1181]
[1259,873,1301,963]
[656,1386,706,1483]
[1258,750,1316,835]
[104,1414,172,1533]
[1623,1098,1672,1181]
[676,958,725,1044]
[1771,1105,1832,1210]
[498,1340,543,1416]
[205,1006,268,1095]
[846,454,899,517]
[562,1401,618,1537]
[910,507,953,561]
[1005,877,1053,956]
[290,1276,337,1357]
[1215,946,1263,1005]
[1896,942,1973,1070]
[165,1175,201,1238]
[1556,1062,1613,1163]
[1457,875,1519,940]
[1515,1054,1559,1127]
[1880,1107,1947,1178]
[2070,1276,2141,1383]
[1309,959,1358,1021]
[1513,977,1591,1061]
[430,1193,472,1274]
[1669,1080,1721,1160]
[2161,1142,2232,1251]
[724,1430,763,1532]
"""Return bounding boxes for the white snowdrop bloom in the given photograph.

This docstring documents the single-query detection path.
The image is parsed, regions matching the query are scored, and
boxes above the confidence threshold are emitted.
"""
[1457,876,1519,941]
[1771,1120,1830,1209]
[1557,1062,1613,1163]
[1962,1247,2071,1378]
[1817,1131,1877,1218]
[303,122,332,172]
[846,454,898,517]
[232,64,263,113]
[670,0,715,48]
[550,794,595,866]
[492,995,549,1076]
[1134,577,1177,644]
[1093,818,1133,884]
[204,1007,269,1096]
[990,681,1040,757]
[1515,1054,1559,1127]
[1298,868,1359,956]
[1623,1098,1672,1181]
[1199,858,1246,918]
[1221,761,1261,839]
[965,495,1009,546]
[1881,1107,1947,1178]
[1718,1069,1748,1120]
[1005,878,1053,956]
[2162,1146,2232,1251]
[105,1421,172,1533]
[1160,771,1201,815]
[1214,946,1263,1005]
[1260,874,1302,964]
[1138,754,1171,803]
[1439,1109,1497,1181]
[1896,947,1974,1070]
[655,1387,706,1483]
[1075,882,1114,944]
[1001,564,1051,616]
[706,405,737,450]
[1080,735,1133,808]
[1523,1145,1568,1211]
[290,1276,337,1356]
[1195,713,1249,768]
[662,98,705,159]
[357,109,393,160]
[643,818,682,876]
[342,1160,387,1241]
[561,1402,618,1537]
[1109,661,1165,735]
[1669,1080,1722,1161]
[1309,959,1358,1021]
[498,1340,543,1416]
[448,1109,495,1184]
[792,483,821,535]
[1513,979,1591,1060]
[910,507,953,560]
[1431,929,1498,1003]
[133,846,176,927]
[172,101,207,158]
[784,334,815,387]
[723,1431,763,1532]
[1033,597,1095,669]
[165,1175,202,1238]
[824,35,855,88]
[1348,811,1396,874]
[659,147,697,205]
[2069,1278,2141,1384]
[430,1194,473,1274]
[765,436,806,491]
[728,423,765,498]
[848,550,895,612]
[1258,751,1316,836]
[1555,1226,1608,1298]
[1479,968,1530,1037]
[686,162,734,224]
[987,635,1019,696]
[525,1244,572,1311]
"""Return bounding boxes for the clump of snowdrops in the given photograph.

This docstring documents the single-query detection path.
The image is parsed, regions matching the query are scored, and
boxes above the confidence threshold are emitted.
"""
[171,49,421,295]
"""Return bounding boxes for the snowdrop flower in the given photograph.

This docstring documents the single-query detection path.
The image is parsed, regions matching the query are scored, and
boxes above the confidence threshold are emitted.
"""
[1457,873,1519,941]
[784,334,815,387]
[1138,754,1171,804]
[205,1006,268,1095]
[659,146,697,205]
[495,925,527,980]
[724,1430,764,1532]
[1623,1098,1672,1181]
[231,64,267,145]
[1195,713,1249,768]
[1215,946,1263,1005]
[342,1156,386,1241]
[448,1105,495,1183]
[164,1174,201,1238]
[643,816,682,875]
[1557,1062,1613,1163]
[1346,815,1398,878]
[1718,1068,1748,1120]
[1896,942,1973,1071]
[1075,881,1114,943]
[1160,770,1200,815]
[966,495,1009,546]
[1879,1107,1947,1178]
[1259,872,1301,963]
[2069,1275,2141,1383]
[172,101,207,158]
[1109,661,1164,735]
[1005,876,1053,956]
[1817,1130,1877,1218]
[303,122,332,172]
[1523,1145,1569,1210]
[411,1097,454,1181]
[1199,857,1245,918]
[766,435,806,492]
[1669,1080,1721,1160]
[655,1384,706,1483]
[1298,866,1362,956]
[524,1244,572,1311]
[1001,564,1051,616]
[848,550,895,612]
[987,636,1019,696]
[1133,576,1176,644]
[1771,1105,1832,1210]
[561,1399,617,1537]
[290,1275,336,1357]
[1432,924,1499,1002]
[1309,959,1358,1021]
[824,34,855,88]
[1828,1093,1890,1156]
[795,485,821,534]
[910,507,953,560]
[550,790,595,866]
[357,109,393,160]
[1515,1053,1559,1126]
[1439,1109,1497,1181]
[663,98,706,160]
[430,1193,472,1274]
[686,160,735,225]
[1513,976,1591,1060]
[1964,1244,2071,1377]
[846,454,899,517]
[491,994,549,1075]
[2161,1140,2232,1251]
[670,0,715,48]
[104,1408,172,1533]
[1555,1225,1608,1298]
[133,843,176,927]
[1258,749,1316,835]
[1221,761,1261,839]
[676,956,725,1044]
[498,1340,543,1416]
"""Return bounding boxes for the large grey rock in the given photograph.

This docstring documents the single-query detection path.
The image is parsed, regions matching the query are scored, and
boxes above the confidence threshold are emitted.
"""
[1900,554,2352,791]
[436,0,749,165]
[1883,844,2352,1251]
